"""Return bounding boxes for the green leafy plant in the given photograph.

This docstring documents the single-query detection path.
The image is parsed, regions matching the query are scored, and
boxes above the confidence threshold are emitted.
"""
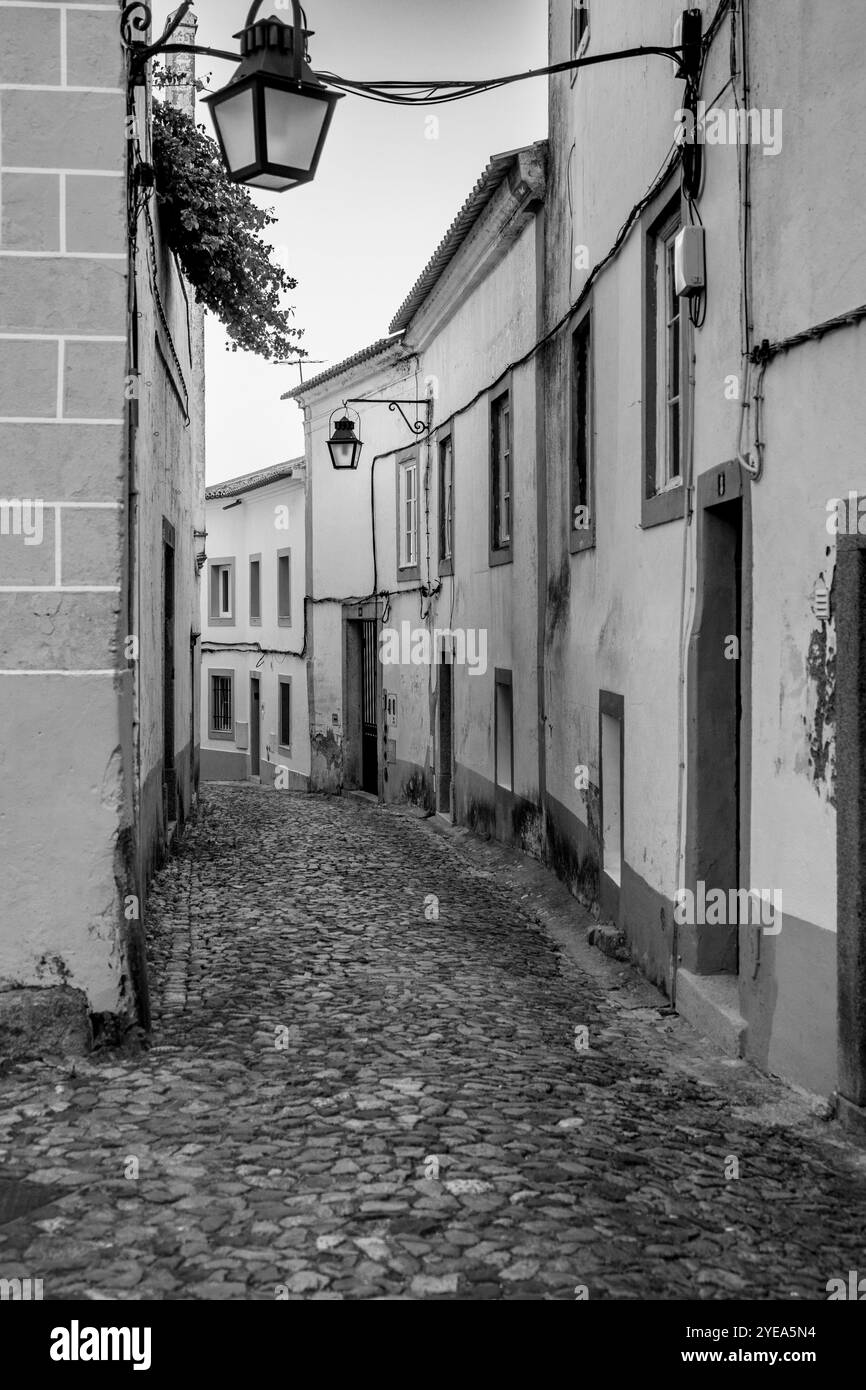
[151,100,306,362]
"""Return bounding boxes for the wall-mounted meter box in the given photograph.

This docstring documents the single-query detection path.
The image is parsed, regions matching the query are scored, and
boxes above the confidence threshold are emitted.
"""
[674,225,706,297]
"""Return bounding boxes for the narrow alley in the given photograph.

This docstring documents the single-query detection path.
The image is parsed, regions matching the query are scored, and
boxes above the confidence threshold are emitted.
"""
[1,784,864,1302]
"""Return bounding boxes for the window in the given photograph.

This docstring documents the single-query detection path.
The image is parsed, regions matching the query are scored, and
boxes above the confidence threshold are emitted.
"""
[571,2,590,86]
[249,555,261,624]
[278,675,291,752]
[570,312,594,552]
[643,192,687,528]
[439,434,453,574]
[277,548,291,625]
[209,669,234,740]
[495,670,514,792]
[398,456,419,575]
[490,389,512,564]
[208,559,235,626]
[656,215,682,492]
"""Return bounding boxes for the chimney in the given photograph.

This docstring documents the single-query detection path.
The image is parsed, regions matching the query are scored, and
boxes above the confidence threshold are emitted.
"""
[163,7,199,119]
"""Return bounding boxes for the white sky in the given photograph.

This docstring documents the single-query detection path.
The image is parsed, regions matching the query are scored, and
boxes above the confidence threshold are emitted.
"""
[151,1,548,482]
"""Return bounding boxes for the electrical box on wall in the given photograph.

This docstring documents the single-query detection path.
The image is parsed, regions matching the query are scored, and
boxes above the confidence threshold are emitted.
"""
[674,225,706,297]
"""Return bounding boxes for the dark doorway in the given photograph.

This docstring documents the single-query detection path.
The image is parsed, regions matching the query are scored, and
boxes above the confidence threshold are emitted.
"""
[250,674,261,779]
[437,655,453,816]
[361,617,378,794]
[162,524,176,824]
[686,464,743,976]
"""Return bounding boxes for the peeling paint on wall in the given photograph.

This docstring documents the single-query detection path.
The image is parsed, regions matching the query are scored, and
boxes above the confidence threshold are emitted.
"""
[544,803,599,908]
[512,799,544,859]
[801,566,836,804]
[404,770,434,812]
[310,726,343,793]
[467,797,496,839]
[35,954,71,986]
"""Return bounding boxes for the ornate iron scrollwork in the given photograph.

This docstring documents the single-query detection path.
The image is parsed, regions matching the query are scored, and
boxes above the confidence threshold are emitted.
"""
[388,401,430,436]
[120,3,152,50]
[342,399,432,440]
[121,1,197,73]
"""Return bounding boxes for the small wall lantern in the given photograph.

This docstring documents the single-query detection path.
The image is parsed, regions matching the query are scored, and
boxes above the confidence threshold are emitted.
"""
[327,411,363,470]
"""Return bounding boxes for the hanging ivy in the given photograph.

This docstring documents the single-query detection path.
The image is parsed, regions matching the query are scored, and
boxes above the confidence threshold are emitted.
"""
[151,100,306,362]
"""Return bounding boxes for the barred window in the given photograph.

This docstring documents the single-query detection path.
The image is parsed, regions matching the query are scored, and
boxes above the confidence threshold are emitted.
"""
[209,671,234,739]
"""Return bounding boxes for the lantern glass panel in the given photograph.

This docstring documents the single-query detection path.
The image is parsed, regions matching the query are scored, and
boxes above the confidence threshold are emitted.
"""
[246,172,297,191]
[330,441,357,468]
[264,85,329,173]
[212,86,257,175]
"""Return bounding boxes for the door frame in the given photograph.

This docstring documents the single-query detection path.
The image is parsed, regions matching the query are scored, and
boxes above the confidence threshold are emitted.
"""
[436,652,454,818]
[249,672,261,779]
[685,460,749,976]
[341,598,382,799]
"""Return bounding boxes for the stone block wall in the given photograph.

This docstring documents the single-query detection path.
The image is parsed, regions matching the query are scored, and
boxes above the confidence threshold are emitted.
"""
[0,1,135,1034]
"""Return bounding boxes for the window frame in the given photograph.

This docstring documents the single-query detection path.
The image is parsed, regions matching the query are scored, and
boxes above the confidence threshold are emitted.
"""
[494,667,514,792]
[489,384,513,567]
[277,674,292,755]
[208,557,235,627]
[249,553,262,626]
[642,186,688,529]
[276,547,292,627]
[396,449,420,581]
[438,427,454,576]
[208,667,235,741]
[569,303,595,554]
[570,1,590,88]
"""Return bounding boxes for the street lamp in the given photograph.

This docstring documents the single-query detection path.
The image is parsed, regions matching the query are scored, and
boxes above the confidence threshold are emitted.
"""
[326,411,363,471]
[122,2,694,194]
[122,1,341,192]
[326,399,432,470]
[203,5,342,192]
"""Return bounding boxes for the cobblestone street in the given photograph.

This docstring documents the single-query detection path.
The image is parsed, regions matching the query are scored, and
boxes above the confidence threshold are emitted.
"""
[1,784,865,1301]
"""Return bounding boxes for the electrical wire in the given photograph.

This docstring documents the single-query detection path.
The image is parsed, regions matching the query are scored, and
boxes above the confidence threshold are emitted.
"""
[750,304,866,364]
[314,45,682,108]
[303,142,686,480]
[141,195,191,425]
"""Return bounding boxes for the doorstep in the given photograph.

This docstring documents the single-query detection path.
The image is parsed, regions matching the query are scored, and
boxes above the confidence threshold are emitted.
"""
[345,788,379,807]
[675,968,746,1059]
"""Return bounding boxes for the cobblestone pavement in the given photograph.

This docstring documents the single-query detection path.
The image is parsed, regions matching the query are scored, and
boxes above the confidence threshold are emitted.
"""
[1,784,865,1301]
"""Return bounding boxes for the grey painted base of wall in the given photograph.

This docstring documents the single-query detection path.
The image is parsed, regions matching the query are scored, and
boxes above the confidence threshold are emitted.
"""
[201,747,249,781]
[836,1093,866,1140]
[739,909,836,1098]
[619,860,676,992]
[454,761,542,854]
[261,760,309,792]
[452,777,837,1099]
[544,793,675,990]
[201,749,310,791]
[386,757,433,809]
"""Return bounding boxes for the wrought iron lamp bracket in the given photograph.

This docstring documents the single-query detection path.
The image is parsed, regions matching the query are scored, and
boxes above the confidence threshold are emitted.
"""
[120,0,312,80]
[344,398,432,439]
